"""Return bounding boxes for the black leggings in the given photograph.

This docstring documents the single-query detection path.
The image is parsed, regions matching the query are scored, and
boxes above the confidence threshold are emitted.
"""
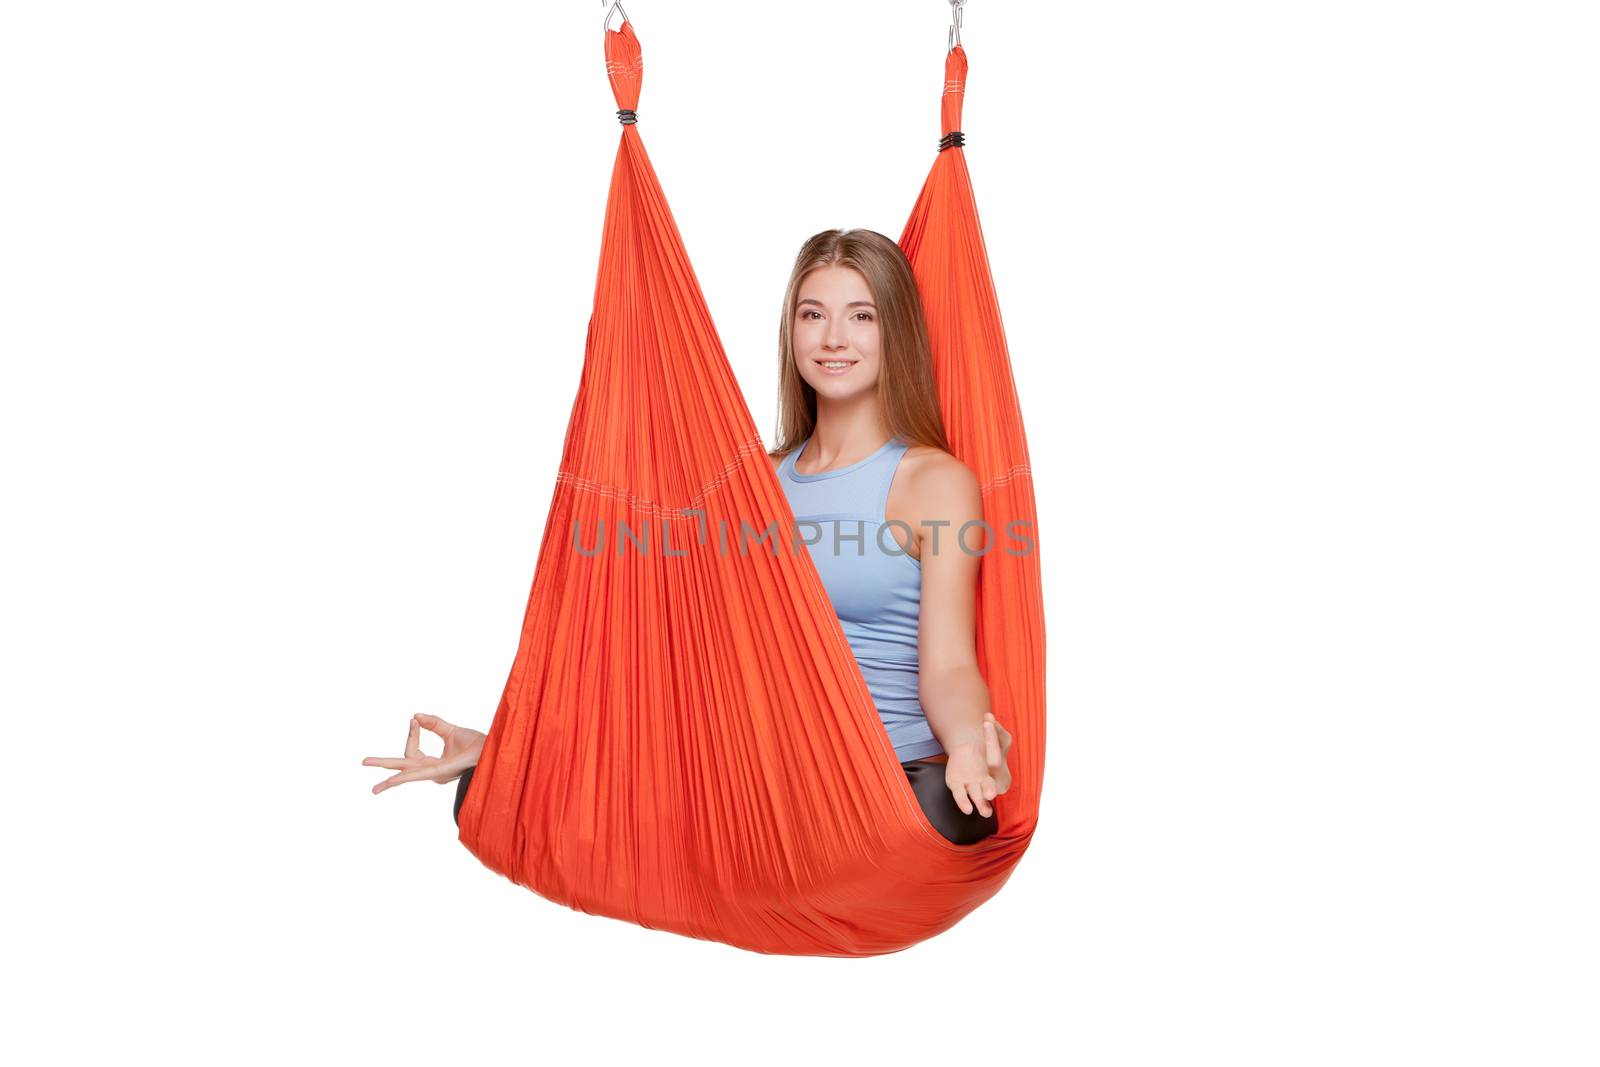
[452,757,998,846]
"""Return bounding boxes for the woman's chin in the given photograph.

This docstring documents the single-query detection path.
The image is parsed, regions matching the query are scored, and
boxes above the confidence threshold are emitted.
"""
[804,377,876,399]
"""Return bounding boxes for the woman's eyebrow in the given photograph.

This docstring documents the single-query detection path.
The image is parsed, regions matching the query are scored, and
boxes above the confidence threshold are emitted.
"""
[797,298,877,308]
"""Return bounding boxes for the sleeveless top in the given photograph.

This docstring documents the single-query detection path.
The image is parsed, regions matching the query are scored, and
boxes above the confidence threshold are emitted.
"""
[777,435,944,762]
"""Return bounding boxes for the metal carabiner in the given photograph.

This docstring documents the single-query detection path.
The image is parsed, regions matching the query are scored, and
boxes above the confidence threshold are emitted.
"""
[947,0,967,53]
[602,0,629,33]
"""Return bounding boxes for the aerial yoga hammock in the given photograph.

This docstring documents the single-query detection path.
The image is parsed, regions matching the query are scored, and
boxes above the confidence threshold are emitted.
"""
[454,4,1046,957]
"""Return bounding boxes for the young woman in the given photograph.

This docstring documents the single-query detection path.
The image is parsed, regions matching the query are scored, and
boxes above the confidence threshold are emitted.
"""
[364,229,1014,845]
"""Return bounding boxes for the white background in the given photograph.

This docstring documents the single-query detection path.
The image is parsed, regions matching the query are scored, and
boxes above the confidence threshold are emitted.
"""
[4,1,1596,1063]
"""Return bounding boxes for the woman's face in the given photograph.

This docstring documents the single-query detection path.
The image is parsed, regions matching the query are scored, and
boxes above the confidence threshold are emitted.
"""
[792,265,882,401]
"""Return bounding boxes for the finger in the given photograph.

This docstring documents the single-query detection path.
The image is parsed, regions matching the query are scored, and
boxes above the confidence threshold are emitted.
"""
[405,717,421,759]
[972,781,994,818]
[373,766,435,794]
[414,712,450,738]
[984,720,1001,767]
[362,756,415,770]
[949,783,973,816]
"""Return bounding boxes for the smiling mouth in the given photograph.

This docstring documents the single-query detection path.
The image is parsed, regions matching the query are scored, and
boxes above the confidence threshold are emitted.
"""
[814,358,858,373]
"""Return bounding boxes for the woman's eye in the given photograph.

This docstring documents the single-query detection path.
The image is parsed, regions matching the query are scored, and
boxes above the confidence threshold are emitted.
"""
[799,309,871,321]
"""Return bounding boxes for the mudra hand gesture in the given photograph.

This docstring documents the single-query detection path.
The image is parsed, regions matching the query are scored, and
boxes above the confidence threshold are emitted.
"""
[943,711,1014,818]
[363,713,486,794]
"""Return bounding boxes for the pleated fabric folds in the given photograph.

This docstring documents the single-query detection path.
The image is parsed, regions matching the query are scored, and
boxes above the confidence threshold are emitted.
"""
[456,20,1046,957]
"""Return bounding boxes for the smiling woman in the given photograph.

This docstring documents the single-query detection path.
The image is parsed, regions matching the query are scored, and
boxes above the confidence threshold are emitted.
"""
[773,230,949,459]
[766,228,1013,844]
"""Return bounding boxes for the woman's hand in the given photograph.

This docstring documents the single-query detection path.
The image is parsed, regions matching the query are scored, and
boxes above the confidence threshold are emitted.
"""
[943,711,1014,818]
[363,713,486,795]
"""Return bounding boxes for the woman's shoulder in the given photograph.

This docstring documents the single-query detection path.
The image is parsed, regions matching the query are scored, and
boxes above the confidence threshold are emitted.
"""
[898,443,981,511]
[901,442,977,482]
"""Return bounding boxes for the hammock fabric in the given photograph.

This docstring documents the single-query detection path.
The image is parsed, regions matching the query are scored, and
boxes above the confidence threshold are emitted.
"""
[456,19,1045,957]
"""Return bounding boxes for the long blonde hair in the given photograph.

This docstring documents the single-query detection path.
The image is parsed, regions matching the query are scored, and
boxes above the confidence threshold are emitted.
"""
[769,229,951,460]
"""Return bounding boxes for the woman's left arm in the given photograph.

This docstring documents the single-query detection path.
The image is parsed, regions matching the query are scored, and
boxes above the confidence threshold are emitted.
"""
[913,457,1010,816]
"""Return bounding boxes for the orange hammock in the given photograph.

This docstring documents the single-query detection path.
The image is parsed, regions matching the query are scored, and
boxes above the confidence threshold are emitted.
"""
[455,18,1045,957]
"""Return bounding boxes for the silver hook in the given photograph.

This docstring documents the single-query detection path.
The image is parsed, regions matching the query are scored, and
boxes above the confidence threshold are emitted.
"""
[602,0,629,33]
[947,0,967,53]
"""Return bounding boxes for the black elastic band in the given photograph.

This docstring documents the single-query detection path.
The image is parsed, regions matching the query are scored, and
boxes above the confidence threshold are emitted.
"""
[617,108,637,125]
[938,130,965,151]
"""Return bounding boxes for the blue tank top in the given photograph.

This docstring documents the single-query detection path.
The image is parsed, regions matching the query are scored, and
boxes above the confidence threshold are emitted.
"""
[777,435,944,762]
